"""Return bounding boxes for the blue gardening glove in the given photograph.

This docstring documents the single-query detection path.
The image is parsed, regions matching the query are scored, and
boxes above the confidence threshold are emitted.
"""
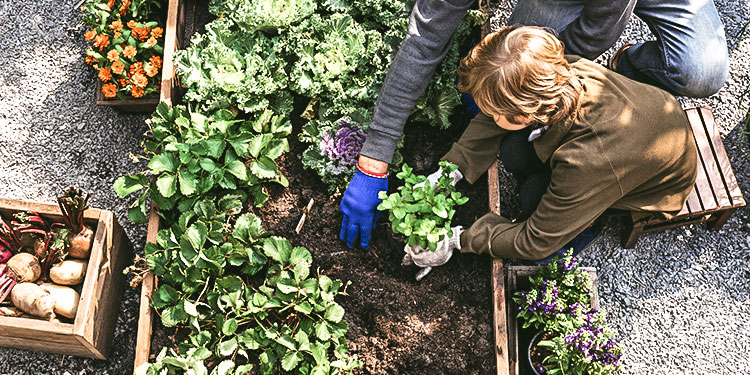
[339,169,388,249]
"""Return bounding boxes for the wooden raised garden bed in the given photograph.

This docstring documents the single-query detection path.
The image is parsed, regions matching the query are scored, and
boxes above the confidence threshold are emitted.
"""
[96,81,160,113]
[0,197,131,359]
[133,0,186,366]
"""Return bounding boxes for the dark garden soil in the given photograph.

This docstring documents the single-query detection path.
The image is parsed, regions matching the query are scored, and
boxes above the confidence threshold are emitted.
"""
[251,107,496,375]
[149,111,497,375]
[149,1,497,372]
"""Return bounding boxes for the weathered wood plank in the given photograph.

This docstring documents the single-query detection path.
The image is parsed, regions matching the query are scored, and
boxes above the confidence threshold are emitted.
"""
[134,201,161,368]
[685,108,722,211]
[699,107,746,207]
[488,160,510,375]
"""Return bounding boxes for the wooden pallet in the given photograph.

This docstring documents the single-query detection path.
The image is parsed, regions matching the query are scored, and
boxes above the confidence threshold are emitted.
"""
[0,198,130,359]
[621,107,746,248]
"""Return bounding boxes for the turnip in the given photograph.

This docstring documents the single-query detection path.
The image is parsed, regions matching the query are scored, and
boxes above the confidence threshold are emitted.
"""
[10,283,55,319]
[57,187,93,259]
[49,259,87,286]
[40,283,80,319]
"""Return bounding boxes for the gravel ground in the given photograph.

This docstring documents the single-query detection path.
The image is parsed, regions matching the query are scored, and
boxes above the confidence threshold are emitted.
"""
[0,0,748,374]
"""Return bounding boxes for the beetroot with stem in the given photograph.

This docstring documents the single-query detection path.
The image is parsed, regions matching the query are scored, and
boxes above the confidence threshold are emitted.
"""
[11,211,50,258]
[0,264,17,304]
[57,187,94,259]
[0,217,23,260]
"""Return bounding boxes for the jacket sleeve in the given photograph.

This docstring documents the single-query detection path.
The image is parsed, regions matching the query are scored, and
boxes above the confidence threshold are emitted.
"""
[461,154,623,259]
[559,0,636,59]
[359,0,475,164]
[441,113,508,184]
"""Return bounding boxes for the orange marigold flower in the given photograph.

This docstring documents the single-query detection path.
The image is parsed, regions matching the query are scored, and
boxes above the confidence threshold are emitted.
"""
[106,0,115,9]
[98,67,112,82]
[149,55,162,69]
[113,31,121,39]
[110,20,123,31]
[129,62,145,75]
[120,0,130,15]
[111,60,125,75]
[122,45,136,58]
[151,27,163,39]
[107,49,120,62]
[132,26,151,41]
[93,34,109,50]
[145,63,159,78]
[84,30,97,42]
[84,56,96,66]
[127,20,136,29]
[118,78,129,87]
[144,37,157,48]
[131,86,144,98]
[102,83,118,98]
[132,73,148,88]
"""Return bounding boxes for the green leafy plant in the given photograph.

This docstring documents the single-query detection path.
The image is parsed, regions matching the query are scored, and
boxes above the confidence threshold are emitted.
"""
[377,161,468,251]
[135,204,360,374]
[113,102,291,223]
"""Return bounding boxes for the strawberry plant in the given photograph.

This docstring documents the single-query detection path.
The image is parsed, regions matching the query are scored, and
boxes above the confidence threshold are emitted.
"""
[377,161,468,251]
[114,102,291,223]
[135,201,360,374]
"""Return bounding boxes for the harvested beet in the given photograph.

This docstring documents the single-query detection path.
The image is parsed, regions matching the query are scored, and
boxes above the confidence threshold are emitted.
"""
[57,187,94,259]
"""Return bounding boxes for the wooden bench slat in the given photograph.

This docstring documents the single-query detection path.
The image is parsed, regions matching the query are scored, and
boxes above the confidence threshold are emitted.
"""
[699,107,746,207]
[685,185,703,214]
[686,109,723,210]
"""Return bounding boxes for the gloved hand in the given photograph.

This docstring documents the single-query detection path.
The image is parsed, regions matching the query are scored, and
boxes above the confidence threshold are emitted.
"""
[339,169,388,249]
[415,165,463,189]
[402,226,463,281]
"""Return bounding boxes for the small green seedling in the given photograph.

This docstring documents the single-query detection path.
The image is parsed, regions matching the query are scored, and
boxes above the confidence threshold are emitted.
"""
[377,161,468,251]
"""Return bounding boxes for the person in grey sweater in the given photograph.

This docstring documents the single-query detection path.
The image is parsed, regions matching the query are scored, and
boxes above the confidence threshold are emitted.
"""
[339,0,728,250]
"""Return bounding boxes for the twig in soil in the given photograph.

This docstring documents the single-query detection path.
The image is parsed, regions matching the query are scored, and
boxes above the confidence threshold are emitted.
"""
[606,247,613,257]
[295,198,315,234]
[329,251,345,256]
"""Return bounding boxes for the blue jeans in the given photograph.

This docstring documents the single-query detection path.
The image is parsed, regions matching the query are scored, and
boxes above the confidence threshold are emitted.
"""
[508,0,728,98]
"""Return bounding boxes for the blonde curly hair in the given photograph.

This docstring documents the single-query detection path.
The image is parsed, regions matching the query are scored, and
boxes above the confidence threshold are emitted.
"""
[457,25,582,126]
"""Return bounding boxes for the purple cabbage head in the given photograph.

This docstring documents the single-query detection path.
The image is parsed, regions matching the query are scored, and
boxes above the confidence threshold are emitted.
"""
[319,119,366,167]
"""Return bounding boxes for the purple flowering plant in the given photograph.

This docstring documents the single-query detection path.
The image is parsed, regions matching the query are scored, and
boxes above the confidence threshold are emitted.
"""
[301,116,367,190]
[514,250,623,375]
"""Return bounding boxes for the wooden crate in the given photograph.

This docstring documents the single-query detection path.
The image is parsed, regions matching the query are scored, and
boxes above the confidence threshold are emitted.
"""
[505,266,599,375]
[0,197,131,359]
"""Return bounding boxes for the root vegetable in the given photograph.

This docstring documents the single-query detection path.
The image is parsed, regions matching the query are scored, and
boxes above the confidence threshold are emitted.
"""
[10,282,55,319]
[40,283,80,319]
[58,187,93,259]
[6,253,41,283]
[49,259,87,285]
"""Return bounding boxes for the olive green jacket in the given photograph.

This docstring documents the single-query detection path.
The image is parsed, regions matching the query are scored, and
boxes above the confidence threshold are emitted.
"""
[443,56,697,260]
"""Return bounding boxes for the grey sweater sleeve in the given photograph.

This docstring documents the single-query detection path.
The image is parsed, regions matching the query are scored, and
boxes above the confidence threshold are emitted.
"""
[559,0,636,59]
[359,0,474,164]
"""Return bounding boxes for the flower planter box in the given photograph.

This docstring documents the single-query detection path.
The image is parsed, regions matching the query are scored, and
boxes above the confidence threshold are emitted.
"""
[505,266,600,375]
[0,197,131,359]
[96,81,160,113]
[93,0,187,113]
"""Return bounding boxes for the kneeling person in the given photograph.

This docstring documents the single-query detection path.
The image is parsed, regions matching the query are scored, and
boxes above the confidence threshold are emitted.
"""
[410,26,697,268]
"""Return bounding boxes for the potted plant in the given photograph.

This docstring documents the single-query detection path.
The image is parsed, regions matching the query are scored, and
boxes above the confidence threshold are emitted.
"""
[377,161,469,251]
[513,251,623,375]
[80,0,165,112]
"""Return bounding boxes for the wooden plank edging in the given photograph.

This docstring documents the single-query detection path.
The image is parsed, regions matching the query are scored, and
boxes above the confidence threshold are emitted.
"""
[488,160,510,375]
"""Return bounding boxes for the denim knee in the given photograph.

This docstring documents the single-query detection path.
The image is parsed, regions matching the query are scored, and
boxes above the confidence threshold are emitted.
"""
[669,47,728,98]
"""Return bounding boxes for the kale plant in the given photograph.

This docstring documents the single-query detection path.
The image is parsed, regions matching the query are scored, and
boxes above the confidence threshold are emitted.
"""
[208,0,317,32]
[513,251,623,375]
[377,161,468,251]
[174,19,292,114]
[135,203,361,375]
[113,102,291,223]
